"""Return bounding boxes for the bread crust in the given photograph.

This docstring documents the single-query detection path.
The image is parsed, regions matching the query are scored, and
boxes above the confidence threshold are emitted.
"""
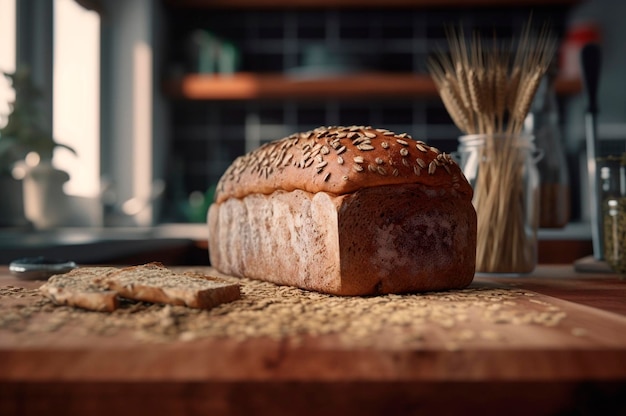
[215,126,472,203]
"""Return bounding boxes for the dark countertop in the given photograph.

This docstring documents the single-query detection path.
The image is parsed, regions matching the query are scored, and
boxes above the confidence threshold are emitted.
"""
[0,224,209,264]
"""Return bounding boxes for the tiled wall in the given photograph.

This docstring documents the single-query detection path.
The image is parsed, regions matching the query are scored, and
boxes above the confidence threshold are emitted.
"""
[161,5,570,222]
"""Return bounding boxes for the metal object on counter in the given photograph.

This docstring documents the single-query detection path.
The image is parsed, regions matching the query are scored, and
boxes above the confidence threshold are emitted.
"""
[581,43,602,259]
[9,257,77,280]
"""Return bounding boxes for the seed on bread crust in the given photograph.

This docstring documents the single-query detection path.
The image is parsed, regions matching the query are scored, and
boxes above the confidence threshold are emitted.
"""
[214,125,471,203]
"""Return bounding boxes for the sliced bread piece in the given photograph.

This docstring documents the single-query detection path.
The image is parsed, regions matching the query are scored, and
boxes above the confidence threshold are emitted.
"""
[39,267,120,312]
[95,262,241,309]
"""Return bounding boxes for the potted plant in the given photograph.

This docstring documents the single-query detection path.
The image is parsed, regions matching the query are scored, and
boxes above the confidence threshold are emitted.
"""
[0,67,76,228]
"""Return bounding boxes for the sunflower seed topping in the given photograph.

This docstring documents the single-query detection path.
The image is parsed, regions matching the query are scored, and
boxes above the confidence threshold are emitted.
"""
[215,125,465,202]
[428,161,437,175]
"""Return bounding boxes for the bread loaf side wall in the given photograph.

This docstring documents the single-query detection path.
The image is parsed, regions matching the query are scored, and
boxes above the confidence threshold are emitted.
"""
[337,184,476,295]
[208,190,343,293]
[208,184,476,295]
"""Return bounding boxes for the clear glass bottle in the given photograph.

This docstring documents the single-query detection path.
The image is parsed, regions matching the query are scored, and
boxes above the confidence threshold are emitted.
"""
[524,65,570,228]
[457,133,542,274]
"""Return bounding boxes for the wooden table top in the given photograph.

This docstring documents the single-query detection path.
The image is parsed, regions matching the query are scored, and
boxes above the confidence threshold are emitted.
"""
[1,265,625,416]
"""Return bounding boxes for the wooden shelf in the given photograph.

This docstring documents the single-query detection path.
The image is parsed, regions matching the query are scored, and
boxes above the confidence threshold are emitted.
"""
[164,72,582,101]
[166,0,581,9]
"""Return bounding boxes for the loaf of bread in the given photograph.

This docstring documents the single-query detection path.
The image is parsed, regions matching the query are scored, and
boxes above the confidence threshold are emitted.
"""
[208,125,477,295]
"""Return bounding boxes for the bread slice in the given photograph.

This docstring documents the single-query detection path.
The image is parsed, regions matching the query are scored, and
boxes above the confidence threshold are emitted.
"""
[95,262,241,309]
[39,267,120,312]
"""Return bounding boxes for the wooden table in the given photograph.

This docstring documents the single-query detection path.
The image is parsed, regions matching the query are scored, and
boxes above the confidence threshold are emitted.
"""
[1,265,625,416]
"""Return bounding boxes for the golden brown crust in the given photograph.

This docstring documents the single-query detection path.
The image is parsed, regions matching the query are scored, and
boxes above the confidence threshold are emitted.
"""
[215,126,472,203]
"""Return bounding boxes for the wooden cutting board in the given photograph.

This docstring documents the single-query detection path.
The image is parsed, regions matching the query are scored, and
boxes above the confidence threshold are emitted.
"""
[1,265,625,415]
[1,265,625,381]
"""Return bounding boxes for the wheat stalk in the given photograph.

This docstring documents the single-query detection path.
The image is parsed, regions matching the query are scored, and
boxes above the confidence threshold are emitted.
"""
[429,20,556,273]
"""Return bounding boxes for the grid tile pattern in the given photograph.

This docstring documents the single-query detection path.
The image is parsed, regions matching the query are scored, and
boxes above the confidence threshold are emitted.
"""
[162,5,569,222]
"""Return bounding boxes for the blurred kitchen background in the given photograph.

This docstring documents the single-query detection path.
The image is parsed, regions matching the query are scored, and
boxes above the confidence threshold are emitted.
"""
[0,0,624,264]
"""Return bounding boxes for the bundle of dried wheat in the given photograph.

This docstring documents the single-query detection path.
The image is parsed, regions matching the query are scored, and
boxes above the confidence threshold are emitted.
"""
[429,23,557,136]
[429,22,557,273]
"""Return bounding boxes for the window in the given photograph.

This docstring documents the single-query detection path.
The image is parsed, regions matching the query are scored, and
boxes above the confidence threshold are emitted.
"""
[0,0,16,127]
[53,0,100,198]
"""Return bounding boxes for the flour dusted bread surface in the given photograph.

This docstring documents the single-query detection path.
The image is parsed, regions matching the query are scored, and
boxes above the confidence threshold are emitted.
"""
[209,125,477,296]
[40,267,120,312]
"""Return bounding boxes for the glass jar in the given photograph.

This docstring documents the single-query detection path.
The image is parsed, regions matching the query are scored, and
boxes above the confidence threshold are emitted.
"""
[457,134,542,274]
[602,153,626,278]
[598,156,623,201]
[604,197,626,279]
